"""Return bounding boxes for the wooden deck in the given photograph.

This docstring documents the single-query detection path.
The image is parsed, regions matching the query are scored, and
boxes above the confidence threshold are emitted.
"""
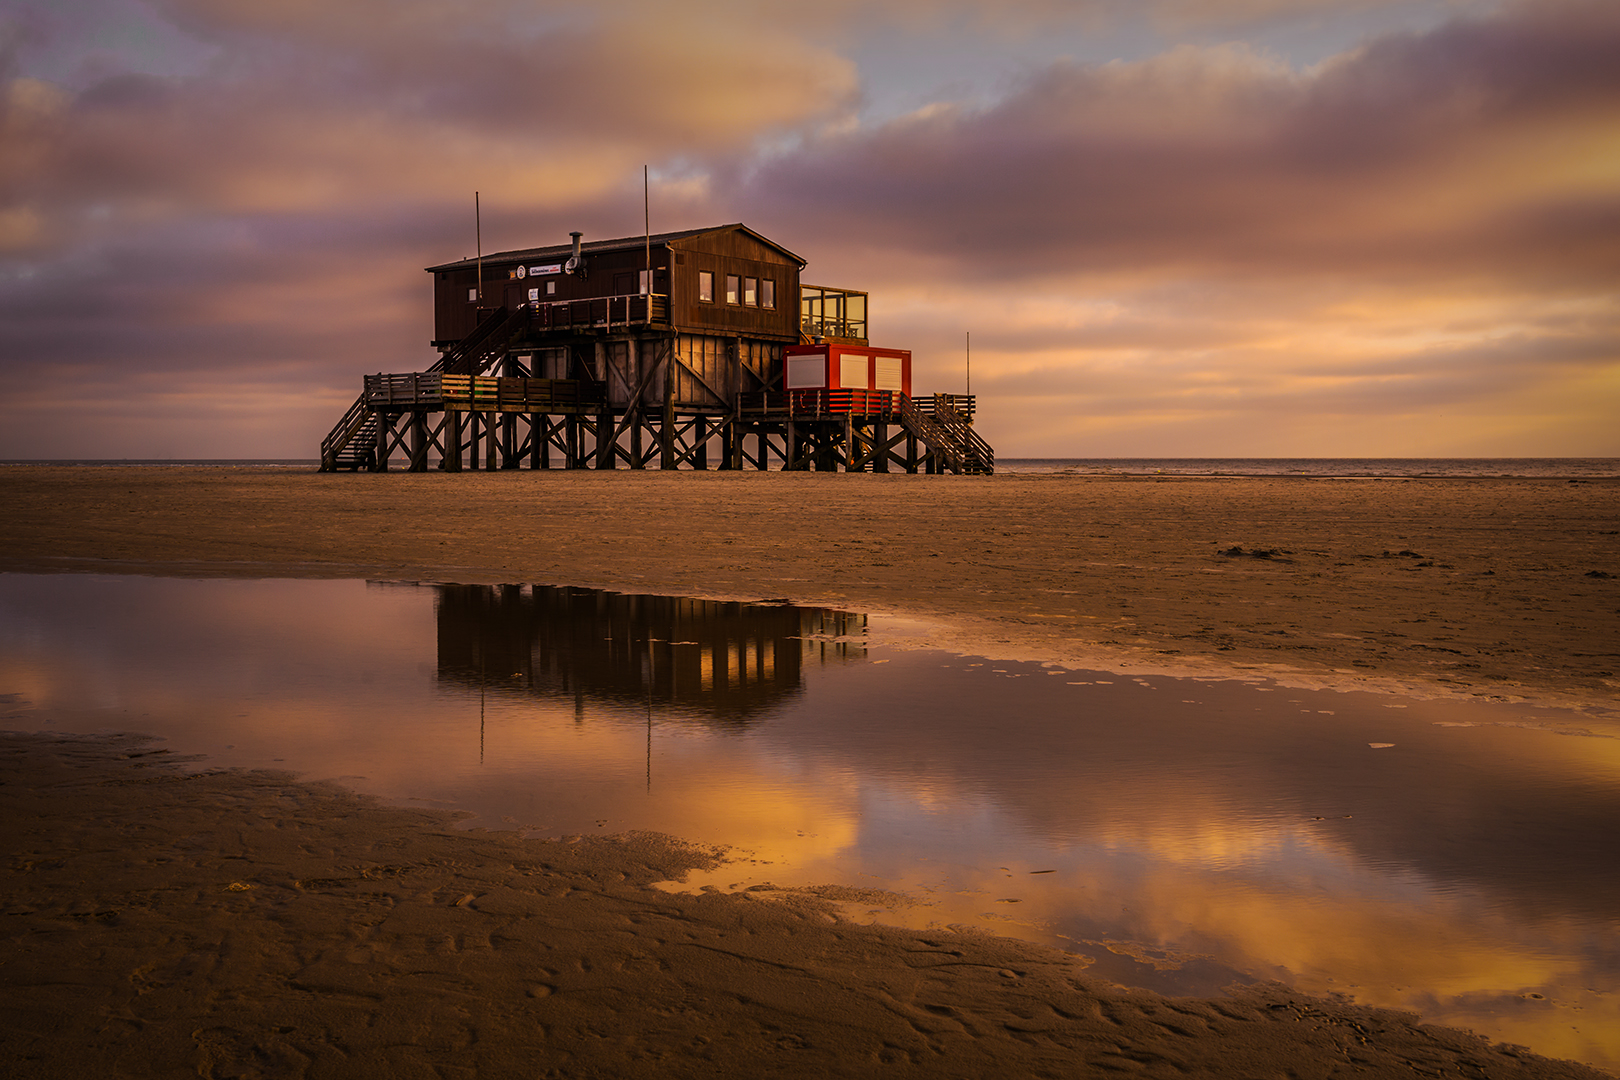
[322,375,991,475]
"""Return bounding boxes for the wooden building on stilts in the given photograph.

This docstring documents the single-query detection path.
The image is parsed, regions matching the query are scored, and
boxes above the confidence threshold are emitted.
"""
[318,224,992,474]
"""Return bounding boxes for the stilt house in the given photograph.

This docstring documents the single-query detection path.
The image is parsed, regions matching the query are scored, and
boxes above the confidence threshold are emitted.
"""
[319,223,992,473]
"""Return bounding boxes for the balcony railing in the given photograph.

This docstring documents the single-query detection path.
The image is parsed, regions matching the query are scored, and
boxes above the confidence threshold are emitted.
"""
[523,292,668,333]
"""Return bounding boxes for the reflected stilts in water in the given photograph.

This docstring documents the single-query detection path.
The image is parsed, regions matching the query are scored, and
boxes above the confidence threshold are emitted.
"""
[433,585,866,727]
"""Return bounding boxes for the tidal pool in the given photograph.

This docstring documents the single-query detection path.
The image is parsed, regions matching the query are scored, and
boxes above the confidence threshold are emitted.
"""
[2,574,1617,1071]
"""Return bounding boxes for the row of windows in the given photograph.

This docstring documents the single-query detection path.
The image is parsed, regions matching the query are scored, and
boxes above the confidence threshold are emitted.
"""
[698,270,775,309]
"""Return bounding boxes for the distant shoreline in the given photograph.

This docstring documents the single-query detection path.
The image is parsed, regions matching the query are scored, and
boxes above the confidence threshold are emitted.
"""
[4,456,1618,479]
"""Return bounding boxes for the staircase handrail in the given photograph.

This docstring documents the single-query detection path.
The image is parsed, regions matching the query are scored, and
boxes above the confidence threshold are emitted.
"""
[319,391,373,470]
[930,395,994,473]
[894,393,967,473]
[433,305,516,376]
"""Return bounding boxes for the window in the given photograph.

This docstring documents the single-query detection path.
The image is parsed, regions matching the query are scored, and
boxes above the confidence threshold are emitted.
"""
[698,270,714,303]
[638,269,651,295]
[762,279,775,309]
[467,287,478,303]
[839,353,869,390]
[725,274,740,305]
[546,281,556,295]
[744,277,757,305]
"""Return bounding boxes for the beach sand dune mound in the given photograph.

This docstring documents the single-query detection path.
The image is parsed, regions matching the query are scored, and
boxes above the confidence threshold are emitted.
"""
[2,732,1608,1079]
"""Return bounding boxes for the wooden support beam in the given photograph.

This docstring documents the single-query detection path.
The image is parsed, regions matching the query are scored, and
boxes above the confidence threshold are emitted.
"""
[484,410,497,470]
[528,414,541,470]
[596,408,615,469]
[408,411,428,472]
[660,337,676,470]
[444,409,462,471]
[372,410,389,472]
[500,413,518,469]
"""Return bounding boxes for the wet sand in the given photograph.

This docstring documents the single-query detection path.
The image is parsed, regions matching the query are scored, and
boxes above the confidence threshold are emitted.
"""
[3,465,1618,1076]
[4,731,1611,1079]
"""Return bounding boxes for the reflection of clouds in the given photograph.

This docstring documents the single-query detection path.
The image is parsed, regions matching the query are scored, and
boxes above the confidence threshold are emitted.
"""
[5,574,1618,1069]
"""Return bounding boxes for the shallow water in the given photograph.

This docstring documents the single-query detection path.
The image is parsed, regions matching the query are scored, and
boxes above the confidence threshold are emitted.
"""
[3,574,1617,1070]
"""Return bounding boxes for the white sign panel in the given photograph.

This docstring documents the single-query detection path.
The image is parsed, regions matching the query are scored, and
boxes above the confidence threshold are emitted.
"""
[531,264,563,276]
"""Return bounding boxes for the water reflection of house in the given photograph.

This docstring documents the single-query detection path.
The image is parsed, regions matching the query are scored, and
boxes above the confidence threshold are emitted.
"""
[434,585,866,727]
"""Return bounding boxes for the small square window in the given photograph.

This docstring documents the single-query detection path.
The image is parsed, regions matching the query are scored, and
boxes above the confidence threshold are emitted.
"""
[698,270,714,303]
[761,279,775,309]
[744,277,757,305]
[467,287,478,303]
[725,274,740,305]
[546,281,556,295]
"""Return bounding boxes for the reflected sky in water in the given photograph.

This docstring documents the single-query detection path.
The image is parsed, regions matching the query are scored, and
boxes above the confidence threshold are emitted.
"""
[2,574,1618,1071]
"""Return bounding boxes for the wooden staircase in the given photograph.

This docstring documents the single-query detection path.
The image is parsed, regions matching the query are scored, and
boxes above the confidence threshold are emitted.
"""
[897,393,994,474]
[318,306,520,471]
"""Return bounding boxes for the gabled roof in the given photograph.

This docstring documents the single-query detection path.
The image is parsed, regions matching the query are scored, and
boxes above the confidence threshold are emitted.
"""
[425,223,806,272]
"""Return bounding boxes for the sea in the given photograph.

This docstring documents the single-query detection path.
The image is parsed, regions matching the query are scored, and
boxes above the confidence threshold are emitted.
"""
[3,457,1618,477]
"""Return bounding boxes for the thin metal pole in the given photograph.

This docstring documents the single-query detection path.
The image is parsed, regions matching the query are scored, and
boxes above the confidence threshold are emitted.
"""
[644,166,651,299]
[966,330,971,397]
[475,191,483,305]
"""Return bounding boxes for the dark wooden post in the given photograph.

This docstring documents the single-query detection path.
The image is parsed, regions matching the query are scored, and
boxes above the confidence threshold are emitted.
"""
[660,342,676,470]
[630,408,644,469]
[408,411,428,472]
[444,409,462,471]
[693,415,708,471]
[528,413,540,470]
[874,420,890,473]
[596,407,615,469]
[843,416,857,472]
[484,411,497,470]
[372,410,389,472]
[501,411,517,469]
[757,427,768,470]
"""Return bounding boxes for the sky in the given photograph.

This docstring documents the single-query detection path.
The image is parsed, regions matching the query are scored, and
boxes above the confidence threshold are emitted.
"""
[0,0,1615,459]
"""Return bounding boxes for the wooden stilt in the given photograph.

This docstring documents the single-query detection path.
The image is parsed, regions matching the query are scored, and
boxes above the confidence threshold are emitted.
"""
[693,415,708,471]
[408,411,428,472]
[372,410,389,472]
[596,408,615,469]
[501,412,518,469]
[444,409,462,471]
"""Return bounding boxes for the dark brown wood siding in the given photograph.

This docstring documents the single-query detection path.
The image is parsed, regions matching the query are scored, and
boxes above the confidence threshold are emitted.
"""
[669,230,799,342]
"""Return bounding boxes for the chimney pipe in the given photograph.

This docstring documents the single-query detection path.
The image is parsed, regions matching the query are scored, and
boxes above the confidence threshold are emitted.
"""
[566,231,584,276]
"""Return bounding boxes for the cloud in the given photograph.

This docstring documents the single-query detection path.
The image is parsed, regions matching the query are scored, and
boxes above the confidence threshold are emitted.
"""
[0,0,1615,457]
[0,1,857,256]
[735,0,1620,290]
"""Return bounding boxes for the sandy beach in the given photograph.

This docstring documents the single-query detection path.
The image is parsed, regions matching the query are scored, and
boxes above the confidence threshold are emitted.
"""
[3,466,1617,715]
[3,465,1618,1077]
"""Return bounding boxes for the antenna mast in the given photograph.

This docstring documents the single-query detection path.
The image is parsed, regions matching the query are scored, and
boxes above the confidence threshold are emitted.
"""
[475,191,483,305]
